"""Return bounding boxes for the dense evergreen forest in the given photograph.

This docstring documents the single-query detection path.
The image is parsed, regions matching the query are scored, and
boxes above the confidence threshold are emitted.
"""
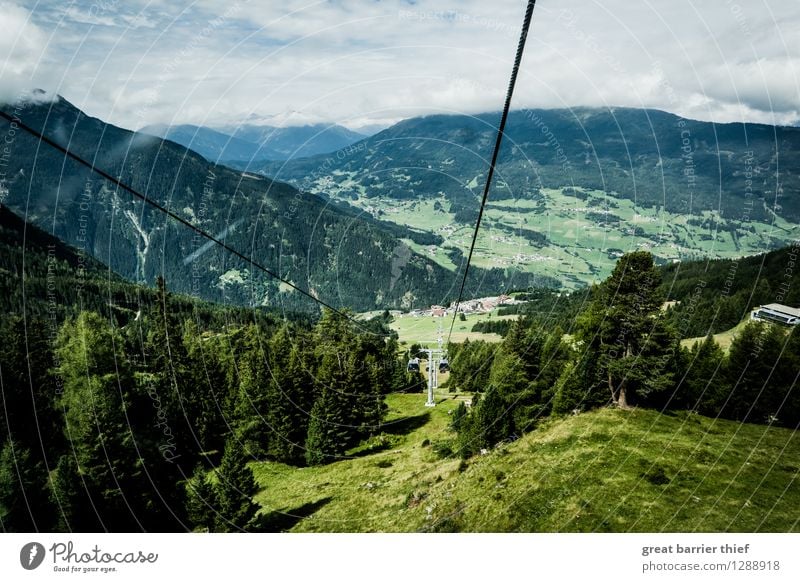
[447,251,800,458]
[0,205,423,532]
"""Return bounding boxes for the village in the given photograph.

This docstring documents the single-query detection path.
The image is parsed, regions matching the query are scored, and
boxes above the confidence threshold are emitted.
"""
[403,293,521,318]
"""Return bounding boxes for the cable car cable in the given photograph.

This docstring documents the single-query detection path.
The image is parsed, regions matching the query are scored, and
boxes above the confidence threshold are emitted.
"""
[446,0,537,346]
[0,109,383,336]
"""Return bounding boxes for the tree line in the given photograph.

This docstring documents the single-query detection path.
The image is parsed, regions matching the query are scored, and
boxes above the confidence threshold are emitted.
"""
[448,251,800,458]
[0,278,418,532]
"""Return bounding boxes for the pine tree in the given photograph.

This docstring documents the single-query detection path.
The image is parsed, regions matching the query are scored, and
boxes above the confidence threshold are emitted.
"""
[50,454,84,532]
[304,372,351,466]
[185,465,217,532]
[234,325,272,457]
[681,335,725,413]
[451,402,468,432]
[214,440,259,532]
[55,311,144,531]
[720,322,785,422]
[0,315,62,455]
[475,385,512,449]
[265,326,312,464]
[0,440,53,532]
[576,251,677,409]
[143,277,197,465]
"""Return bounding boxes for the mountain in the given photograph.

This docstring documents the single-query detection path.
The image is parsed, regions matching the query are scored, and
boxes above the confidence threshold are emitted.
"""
[141,122,365,162]
[0,96,545,312]
[249,107,800,219]
[0,203,271,327]
[220,123,366,161]
[235,108,800,287]
[140,124,272,162]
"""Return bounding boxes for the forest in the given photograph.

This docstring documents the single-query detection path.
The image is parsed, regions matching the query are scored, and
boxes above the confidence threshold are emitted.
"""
[448,251,800,458]
[0,276,424,532]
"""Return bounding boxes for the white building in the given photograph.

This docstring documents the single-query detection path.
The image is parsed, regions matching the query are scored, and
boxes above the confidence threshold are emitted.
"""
[751,303,800,326]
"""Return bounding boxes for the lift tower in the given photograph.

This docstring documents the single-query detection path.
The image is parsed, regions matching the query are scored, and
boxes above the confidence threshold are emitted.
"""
[424,324,445,407]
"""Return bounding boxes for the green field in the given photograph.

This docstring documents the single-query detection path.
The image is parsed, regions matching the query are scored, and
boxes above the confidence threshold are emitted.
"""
[389,310,517,344]
[682,318,753,351]
[333,187,799,289]
[250,393,800,532]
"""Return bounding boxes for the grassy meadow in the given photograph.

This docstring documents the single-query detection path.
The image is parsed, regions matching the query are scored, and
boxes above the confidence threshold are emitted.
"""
[250,393,800,532]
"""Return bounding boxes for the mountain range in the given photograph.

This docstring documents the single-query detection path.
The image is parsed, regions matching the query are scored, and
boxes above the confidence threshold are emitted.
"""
[141,122,366,163]
[0,96,545,313]
[245,107,799,220]
[232,108,800,287]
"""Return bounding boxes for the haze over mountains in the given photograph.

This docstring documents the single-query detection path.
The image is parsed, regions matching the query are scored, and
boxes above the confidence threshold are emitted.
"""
[141,122,367,163]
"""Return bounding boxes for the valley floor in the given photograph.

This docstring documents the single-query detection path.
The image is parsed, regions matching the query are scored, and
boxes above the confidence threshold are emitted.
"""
[251,393,799,532]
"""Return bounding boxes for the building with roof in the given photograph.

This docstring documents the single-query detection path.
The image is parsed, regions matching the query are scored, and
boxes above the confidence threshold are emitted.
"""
[751,303,800,326]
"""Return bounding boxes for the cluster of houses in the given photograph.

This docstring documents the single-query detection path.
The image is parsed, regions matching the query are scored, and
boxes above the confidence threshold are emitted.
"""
[405,294,517,318]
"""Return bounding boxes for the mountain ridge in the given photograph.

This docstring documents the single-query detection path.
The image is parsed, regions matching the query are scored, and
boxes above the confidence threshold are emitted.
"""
[0,95,546,311]
[229,106,799,287]
[141,121,366,162]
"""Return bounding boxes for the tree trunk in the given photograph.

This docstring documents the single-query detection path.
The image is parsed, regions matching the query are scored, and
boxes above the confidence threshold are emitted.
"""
[618,382,629,409]
[608,370,615,400]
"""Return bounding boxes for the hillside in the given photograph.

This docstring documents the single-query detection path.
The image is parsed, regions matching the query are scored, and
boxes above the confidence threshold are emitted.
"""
[660,244,800,338]
[0,95,543,312]
[251,394,800,532]
[0,204,282,327]
[236,108,800,288]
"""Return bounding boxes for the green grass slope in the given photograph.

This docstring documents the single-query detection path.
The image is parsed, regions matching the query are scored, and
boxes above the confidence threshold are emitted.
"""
[251,394,799,532]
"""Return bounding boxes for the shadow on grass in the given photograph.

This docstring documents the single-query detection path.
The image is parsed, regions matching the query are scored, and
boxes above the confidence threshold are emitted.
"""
[381,412,431,436]
[252,497,333,532]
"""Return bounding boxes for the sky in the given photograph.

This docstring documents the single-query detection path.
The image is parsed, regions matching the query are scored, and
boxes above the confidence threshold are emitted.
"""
[1,0,798,132]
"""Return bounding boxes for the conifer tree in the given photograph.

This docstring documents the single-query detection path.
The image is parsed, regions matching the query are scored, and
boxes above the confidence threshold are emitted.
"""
[0,440,53,532]
[304,354,353,466]
[681,334,725,413]
[56,312,143,530]
[720,322,784,422]
[234,325,272,457]
[50,454,84,532]
[214,439,259,531]
[185,465,217,531]
[576,251,676,408]
[265,326,312,464]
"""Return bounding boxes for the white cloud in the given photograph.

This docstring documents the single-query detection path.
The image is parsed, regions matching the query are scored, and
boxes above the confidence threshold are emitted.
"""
[0,2,49,104]
[12,0,800,128]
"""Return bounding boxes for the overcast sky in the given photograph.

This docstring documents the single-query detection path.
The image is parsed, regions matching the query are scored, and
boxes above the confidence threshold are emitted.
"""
[1,0,798,131]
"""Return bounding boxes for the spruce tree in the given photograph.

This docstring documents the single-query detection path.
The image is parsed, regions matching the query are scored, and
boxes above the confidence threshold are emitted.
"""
[681,335,725,413]
[304,365,351,466]
[265,326,312,464]
[576,251,677,409]
[721,322,785,422]
[234,325,272,457]
[214,439,259,531]
[55,311,145,531]
[185,465,217,532]
[50,454,84,532]
[0,440,53,532]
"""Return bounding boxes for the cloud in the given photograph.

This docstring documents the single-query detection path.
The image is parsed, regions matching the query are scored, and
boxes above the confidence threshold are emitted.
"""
[15,0,800,129]
[0,2,49,104]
